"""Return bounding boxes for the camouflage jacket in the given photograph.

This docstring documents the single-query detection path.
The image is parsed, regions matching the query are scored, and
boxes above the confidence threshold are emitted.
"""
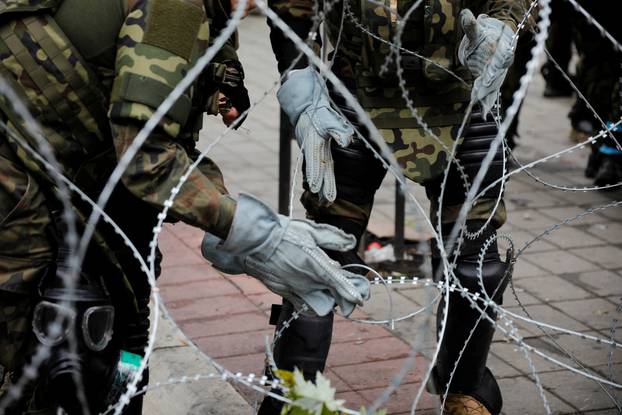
[0,0,237,239]
[270,0,525,115]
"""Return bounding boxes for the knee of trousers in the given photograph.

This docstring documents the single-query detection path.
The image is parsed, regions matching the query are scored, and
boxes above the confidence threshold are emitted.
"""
[272,301,334,378]
[426,110,505,207]
[303,140,386,216]
[330,140,387,205]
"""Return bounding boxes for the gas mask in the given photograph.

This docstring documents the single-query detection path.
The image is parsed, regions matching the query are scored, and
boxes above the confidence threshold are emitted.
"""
[32,279,140,414]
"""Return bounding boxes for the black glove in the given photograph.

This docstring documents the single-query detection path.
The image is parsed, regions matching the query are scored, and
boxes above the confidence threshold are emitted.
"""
[218,60,250,128]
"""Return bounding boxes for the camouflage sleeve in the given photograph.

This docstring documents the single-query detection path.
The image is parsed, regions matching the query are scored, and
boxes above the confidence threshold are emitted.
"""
[483,0,528,31]
[111,123,236,239]
[268,0,317,73]
[109,0,236,239]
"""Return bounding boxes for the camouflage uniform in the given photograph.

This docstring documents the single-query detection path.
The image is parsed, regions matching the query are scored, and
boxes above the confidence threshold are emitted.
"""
[0,0,241,412]
[260,1,525,414]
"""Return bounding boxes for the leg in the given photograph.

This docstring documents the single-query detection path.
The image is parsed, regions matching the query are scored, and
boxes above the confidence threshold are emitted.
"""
[258,138,386,414]
[0,139,55,412]
[425,109,509,415]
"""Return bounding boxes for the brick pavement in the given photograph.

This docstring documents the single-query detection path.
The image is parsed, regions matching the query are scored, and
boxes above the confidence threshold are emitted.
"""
[155,15,622,415]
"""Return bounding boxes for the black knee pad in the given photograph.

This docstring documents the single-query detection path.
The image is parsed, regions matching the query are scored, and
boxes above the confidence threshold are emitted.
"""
[307,139,386,206]
[433,220,510,303]
[426,109,505,206]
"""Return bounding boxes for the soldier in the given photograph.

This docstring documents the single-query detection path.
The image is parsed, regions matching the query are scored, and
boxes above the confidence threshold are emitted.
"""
[570,0,622,184]
[0,0,369,414]
[259,1,525,414]
[540,0,574,98]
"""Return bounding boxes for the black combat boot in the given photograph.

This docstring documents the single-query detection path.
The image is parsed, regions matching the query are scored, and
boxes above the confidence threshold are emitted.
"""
[428,223,512,415]
[257,301,334,415]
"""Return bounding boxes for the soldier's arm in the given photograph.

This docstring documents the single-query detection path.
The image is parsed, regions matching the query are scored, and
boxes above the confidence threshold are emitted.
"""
[483,0,527,31]
[267,0,316,74]
[109,0,236,239]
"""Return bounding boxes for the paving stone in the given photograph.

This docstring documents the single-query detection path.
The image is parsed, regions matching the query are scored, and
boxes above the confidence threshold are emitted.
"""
[356,382,438,413]
[160,245,206,267]
[505,208,560,230]
[598,206,622,221]
[487,351,524,378]
[554,190,618,208]
[145,345,251,415]
[551,331,622,368]
[194,329,274,358]
[361,288,430,323]
[246,291,282,313]
[332,320,394,344]
[336,390,369,412]
[179,310,269,338]
[501,286,541,307]
[512,257,549,278]
[506,191,567,209]
[331,357,427,390]
[500,230,558,252]
[396,286,443,307]
[540,207,610,226]
[160,278,239,302]
[505,178,535,193]
[492,338,564,374]
[552,298,622,331]
[537,226,606,249]
[166,222,206,251]
[213,352,265,379]
[226,275,271,295]
[498,376,575,414]
[327,337,412,367]
[570,246,622,270]
[324,368,352,393]
[158,263,224,285]
[537,370,619,413]
[563,270,622,297]
[388,319,439,351]
[586,222,622,244]
[521,250,600,275]
[502,303,591,336]
[514,275,592,302]
[166,295,259,322]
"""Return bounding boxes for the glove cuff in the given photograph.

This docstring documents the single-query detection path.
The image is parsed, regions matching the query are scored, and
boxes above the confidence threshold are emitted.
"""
[220,193,286,258]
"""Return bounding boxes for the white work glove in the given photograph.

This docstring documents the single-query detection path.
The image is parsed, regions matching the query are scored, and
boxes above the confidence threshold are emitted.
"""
[277,67,354,205]
[201,193,370,316]
[458,9,515,116]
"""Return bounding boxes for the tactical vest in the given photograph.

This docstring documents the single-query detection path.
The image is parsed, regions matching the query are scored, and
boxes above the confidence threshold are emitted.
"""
[0,0,236,182]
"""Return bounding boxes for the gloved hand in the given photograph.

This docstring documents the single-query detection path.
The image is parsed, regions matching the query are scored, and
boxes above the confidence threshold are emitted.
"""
[201,193,370,316]
[277,67,354,205]
[218,60,251,128]
[458,9,515,116]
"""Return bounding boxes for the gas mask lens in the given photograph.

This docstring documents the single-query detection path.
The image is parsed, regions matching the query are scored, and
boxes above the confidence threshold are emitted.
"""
[82,305,114,351]
[32,301,76,347]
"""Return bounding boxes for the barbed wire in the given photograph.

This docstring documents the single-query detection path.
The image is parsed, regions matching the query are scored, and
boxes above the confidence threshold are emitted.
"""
[0,0,621,413]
